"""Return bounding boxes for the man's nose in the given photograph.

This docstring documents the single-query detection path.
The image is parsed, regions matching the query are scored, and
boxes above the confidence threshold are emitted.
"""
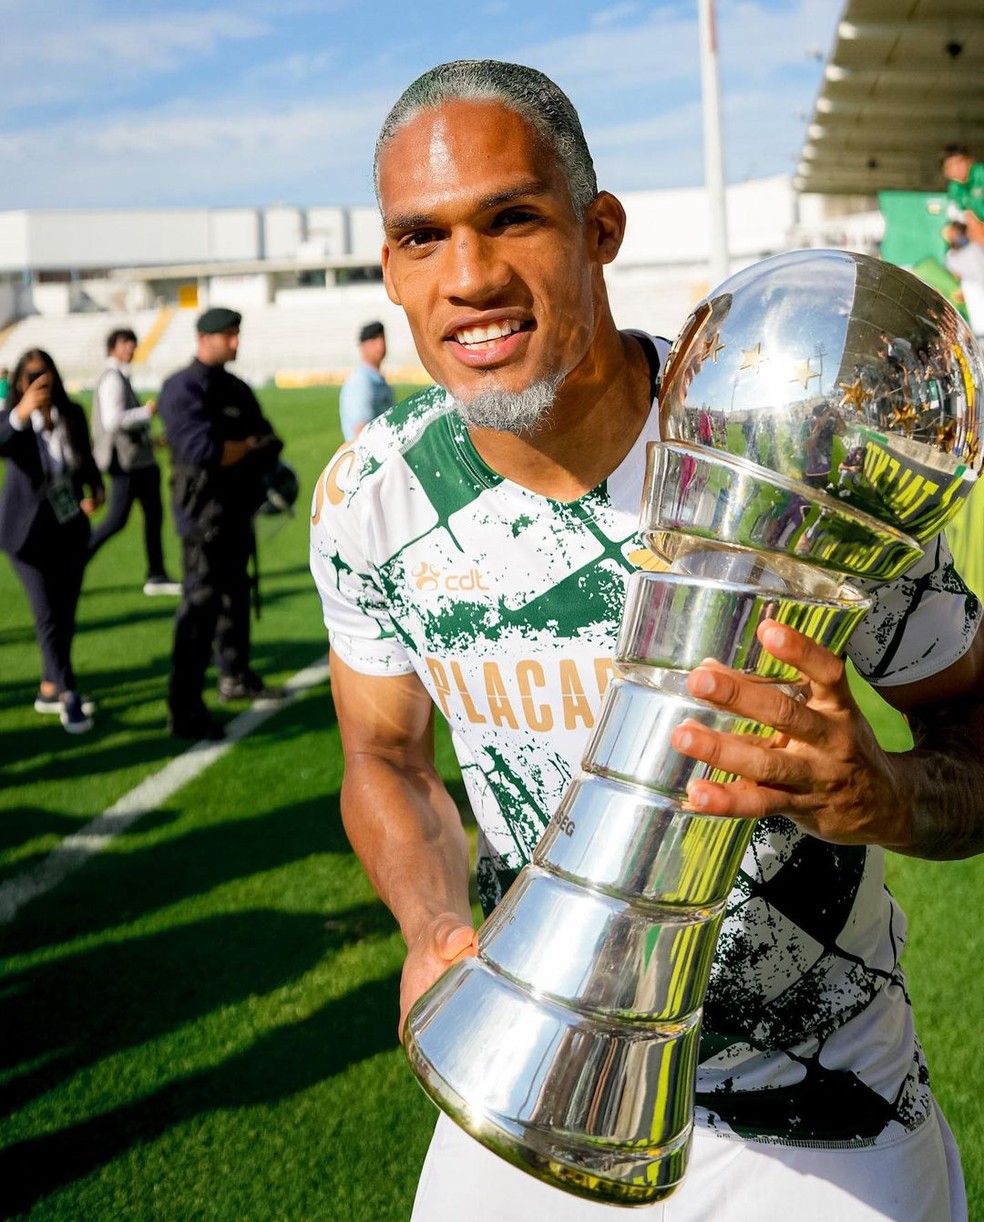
[440,231,512,303]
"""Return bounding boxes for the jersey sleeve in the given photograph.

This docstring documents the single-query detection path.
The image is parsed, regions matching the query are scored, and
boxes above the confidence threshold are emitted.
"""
[846,533,982,687]
[309,442,415,676]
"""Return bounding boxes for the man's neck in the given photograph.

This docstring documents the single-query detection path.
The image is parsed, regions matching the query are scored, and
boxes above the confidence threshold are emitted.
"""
[465,330,653,502]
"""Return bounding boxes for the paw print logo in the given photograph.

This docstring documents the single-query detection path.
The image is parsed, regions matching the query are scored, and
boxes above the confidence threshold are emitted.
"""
[412,562,441,591]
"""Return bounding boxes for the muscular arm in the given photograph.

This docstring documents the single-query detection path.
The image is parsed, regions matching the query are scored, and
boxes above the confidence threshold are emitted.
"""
[330,652,476,1032]
[671,620,984,862]
[878,627,984,859]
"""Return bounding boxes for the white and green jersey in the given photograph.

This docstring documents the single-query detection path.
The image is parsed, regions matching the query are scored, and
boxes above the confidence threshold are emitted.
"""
[310,367,981,1148]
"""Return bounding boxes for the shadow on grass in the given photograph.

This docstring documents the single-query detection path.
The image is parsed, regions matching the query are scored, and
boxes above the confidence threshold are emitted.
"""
[0,624,36,649]
[0,808,181,890]
[0,967,402,1215]
[1,786,350,959]
[3,655,333,791]
[74,601,178,637]
[0,806,111,855]
[1,902,397,1119]
[2,722,180,788]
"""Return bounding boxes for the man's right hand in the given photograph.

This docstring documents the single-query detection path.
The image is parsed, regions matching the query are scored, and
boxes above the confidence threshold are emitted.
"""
[399,913,478,1042]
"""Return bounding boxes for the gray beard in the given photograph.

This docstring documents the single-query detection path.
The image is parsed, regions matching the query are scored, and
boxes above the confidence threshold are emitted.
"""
[451,376,561,435]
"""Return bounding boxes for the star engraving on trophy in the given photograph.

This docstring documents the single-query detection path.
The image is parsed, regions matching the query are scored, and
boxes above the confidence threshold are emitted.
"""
[935,420,957,452]
[789,358,820,389]
[888,403,918,436]
[739,342,765,373]
[702,334,726,364]
[837,378,867,413]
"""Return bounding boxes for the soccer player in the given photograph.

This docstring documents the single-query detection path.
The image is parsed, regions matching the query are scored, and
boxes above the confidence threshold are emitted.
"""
[311,61,983,1220]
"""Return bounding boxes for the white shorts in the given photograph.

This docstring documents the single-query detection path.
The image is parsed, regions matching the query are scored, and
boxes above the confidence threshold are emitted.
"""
[411,1100,967,1222]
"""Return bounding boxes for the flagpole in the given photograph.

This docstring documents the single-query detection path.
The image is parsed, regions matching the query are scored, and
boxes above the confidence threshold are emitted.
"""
[698,0,730,287]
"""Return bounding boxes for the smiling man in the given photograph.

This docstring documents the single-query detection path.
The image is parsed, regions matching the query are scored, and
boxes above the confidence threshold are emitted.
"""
[310,61,983,1220]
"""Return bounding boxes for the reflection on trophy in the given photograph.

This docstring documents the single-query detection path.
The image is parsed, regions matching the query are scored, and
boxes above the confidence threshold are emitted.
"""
[404,249,984,1205]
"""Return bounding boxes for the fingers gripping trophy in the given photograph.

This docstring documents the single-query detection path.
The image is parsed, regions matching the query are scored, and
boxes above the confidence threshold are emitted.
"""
[404,249,984,1205]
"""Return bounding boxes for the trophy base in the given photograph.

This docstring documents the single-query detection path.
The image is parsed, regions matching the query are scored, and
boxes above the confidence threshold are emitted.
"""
[405,957,698,1207]
[406,1027,690,1207]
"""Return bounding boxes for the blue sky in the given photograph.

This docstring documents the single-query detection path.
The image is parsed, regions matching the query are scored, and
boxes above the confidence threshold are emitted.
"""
[1,0,843,211]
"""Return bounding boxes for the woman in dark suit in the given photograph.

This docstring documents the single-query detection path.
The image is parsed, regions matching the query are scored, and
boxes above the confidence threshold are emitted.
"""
[0,349,104,733]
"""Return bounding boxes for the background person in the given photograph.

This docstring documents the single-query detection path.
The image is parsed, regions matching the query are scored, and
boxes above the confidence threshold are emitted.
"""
[158,307,286,741]
[88,327,180,595]
[943,220,984,337]
[0,349,104,733]
[338,320,395,441]
[941,142,984,244]
[311,60,983,1221]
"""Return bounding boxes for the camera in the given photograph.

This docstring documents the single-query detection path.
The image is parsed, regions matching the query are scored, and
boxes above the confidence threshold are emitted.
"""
[25,368,47,385]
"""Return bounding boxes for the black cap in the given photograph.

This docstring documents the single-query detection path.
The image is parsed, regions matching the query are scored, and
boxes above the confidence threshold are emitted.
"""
[197,307,242,334]
[359,321,385,343]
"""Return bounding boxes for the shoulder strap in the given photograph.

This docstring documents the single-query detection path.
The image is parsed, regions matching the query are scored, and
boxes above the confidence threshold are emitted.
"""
[625,331,670,400]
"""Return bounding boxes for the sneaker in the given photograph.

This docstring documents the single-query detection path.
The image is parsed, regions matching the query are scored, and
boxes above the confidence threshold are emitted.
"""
[168,709,225,741]
[143,575,182,596]
[35,690,96,716]
[217,671,288,702]
[60,692,94,735]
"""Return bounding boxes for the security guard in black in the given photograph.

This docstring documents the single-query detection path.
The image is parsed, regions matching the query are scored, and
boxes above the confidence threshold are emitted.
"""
[158,307,282,739]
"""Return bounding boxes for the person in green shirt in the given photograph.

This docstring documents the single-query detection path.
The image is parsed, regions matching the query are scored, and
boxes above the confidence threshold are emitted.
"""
[942,143,984,244]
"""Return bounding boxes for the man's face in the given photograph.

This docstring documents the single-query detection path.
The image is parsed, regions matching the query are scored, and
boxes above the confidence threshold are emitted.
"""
[198,327,240,366]
[112,338,137,364]
[378,100,619,417]
[944,153,972,184]
[363,334,386,367]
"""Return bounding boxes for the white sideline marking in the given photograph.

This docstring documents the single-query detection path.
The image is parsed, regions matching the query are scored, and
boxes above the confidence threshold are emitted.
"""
[0,656,330,924]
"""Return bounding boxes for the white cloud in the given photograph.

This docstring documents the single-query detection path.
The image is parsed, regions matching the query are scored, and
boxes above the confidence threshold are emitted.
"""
[0,0,842,209]
[0,90,392,209]
[590,3,643,29]
[0,8,271,115]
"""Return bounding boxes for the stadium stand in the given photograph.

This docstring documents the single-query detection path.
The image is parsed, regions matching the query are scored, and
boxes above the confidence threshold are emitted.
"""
[0,289,422,390]
[0,271,708,391]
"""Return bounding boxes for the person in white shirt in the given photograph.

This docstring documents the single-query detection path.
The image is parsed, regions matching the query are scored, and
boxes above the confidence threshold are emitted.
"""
[943,221,984,337]
[88,328,180,595]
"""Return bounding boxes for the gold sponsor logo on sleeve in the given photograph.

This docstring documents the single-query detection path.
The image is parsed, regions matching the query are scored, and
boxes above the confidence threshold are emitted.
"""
[312,448,356,525]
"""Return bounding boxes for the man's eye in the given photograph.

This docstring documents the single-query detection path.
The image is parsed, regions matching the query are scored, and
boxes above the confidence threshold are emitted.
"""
[495,209,538,229]
[401,230,442,249]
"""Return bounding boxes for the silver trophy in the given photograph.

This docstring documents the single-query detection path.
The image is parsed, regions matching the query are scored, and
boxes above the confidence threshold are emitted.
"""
[405,249,984,1205]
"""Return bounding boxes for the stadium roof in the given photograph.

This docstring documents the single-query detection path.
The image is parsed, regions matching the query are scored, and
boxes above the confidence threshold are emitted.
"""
[794,0,984,195]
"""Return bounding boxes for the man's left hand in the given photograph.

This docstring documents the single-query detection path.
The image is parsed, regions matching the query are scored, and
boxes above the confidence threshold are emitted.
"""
[671,620,910,849]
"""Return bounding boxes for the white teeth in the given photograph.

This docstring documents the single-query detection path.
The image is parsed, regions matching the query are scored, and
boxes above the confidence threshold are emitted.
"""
[454,320,522,345]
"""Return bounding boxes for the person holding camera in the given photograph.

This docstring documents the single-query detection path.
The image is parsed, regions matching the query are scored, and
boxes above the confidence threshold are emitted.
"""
[158,307,286,740]
[88,327,180,596]
[0,349,104,733]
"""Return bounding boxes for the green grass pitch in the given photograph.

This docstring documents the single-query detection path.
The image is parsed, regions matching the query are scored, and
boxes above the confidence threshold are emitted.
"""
[1,386,981,1218]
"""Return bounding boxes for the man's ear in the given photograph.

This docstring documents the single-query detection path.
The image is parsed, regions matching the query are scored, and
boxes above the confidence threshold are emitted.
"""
[584,191,627,266]
[381,243,402,305]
